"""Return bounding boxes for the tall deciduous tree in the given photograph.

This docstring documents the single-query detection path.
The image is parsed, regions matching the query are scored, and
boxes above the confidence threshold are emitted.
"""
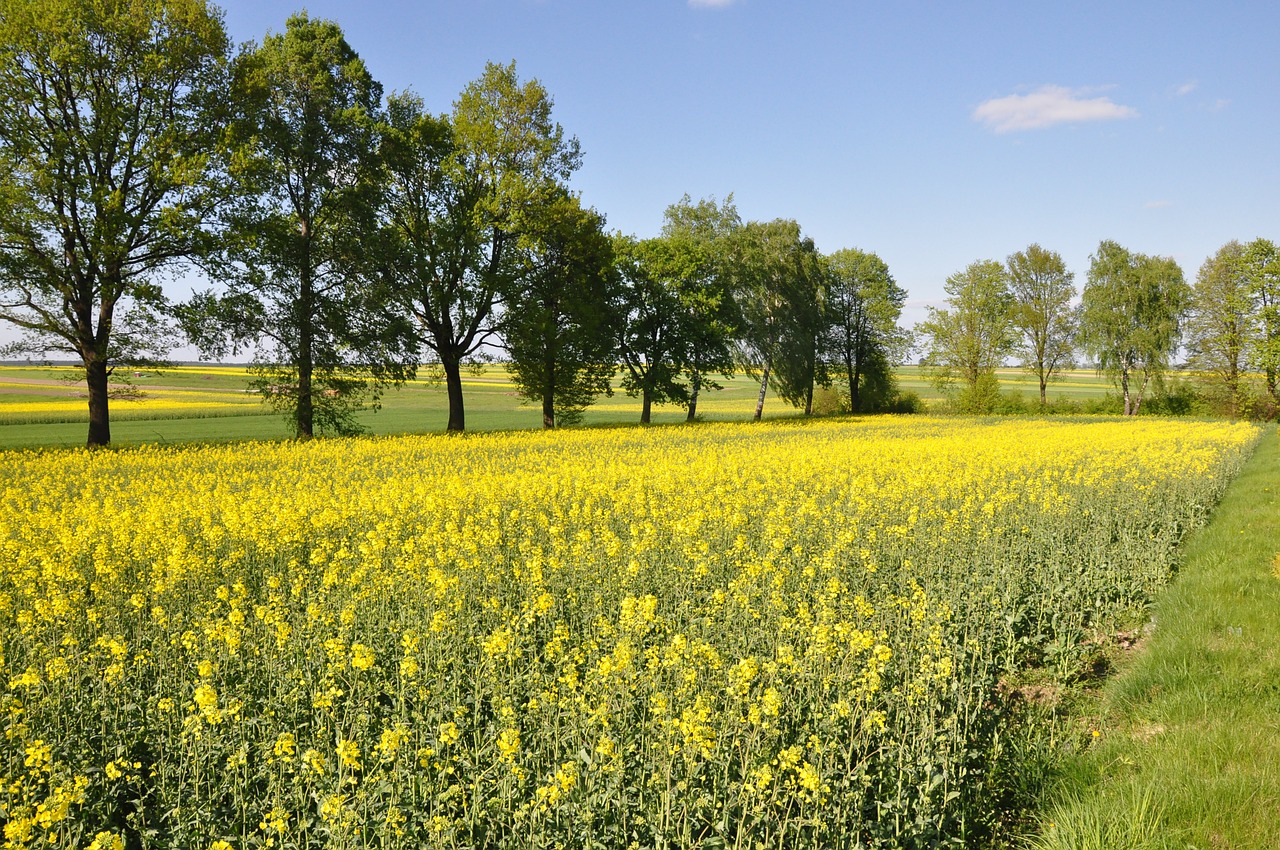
[660,194,741,421]
[1079,240,1189,416]
[188,13,413,438]
[733,219,823,419]
[0,0,230,447]
[376,64,581,431]
[612,234,696,424]
[503,193,616,428]
[917,259,1014,412]
[1186,241,1252,415]
[1007,244,1076,407]
[1242,238,1280,406]
[823,248,909,413]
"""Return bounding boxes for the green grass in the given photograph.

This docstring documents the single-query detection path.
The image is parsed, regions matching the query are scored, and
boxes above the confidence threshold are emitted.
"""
[1029,425,1280,849]
[0,363,1122,450]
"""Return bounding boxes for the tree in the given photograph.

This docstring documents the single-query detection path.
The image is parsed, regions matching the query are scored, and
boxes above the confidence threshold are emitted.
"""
[1242,238,1280,406]
[612,234,696,424]
[1079,240,1189,416]
[0,0,231,447]
[1186,241,1252,415]
[916,259,1014,412]
[376,64,581,431]
[822,248,908,413]
[1007,244,1076,407]
[732,219,824,419]
[660,195,741,420]
[503,192,616,428]
[186,13,413,438]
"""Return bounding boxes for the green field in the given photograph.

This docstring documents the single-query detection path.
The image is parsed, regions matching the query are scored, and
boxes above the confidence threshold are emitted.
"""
[0,363,1120,449]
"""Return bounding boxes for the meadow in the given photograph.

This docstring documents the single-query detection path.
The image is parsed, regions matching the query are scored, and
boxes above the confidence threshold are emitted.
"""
[0,364,1120,449]
[0,416,1260,848]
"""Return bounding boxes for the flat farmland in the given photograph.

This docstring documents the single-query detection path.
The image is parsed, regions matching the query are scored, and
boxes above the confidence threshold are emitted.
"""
[0,417,1259,848]
[0,364,1119,450]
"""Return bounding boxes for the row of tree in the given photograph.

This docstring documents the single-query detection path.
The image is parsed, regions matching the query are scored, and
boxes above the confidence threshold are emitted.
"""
[0,1,911,446]
[3,1,1275,448]
[918,239,1280,417]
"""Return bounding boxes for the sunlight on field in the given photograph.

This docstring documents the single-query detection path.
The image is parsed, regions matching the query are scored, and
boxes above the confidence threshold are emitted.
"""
[0,417,1258,847]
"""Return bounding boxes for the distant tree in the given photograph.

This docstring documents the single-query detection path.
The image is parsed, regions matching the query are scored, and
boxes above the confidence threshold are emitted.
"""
[733,219,824,419]
[503,193,616,428]
[1186,241,1252,415]
[0,0,231,447]
[612,234,696,424]
[184,13,414,438]
[660,195,741,420]
[1079,240,1189,416]
[1007,244,1076,407]
[375,64,581,432]
[1242,238,1280,406]
[916,259,1014,413]
[822,248,909,413]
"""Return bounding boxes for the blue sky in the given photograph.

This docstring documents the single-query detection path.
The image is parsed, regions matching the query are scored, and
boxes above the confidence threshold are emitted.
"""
[212,0,1276,325]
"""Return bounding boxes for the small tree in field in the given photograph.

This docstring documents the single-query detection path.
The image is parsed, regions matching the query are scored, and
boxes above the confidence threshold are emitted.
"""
[1079,240,1188,416]
[1007,244,1076,407]
[917,259,1014,413]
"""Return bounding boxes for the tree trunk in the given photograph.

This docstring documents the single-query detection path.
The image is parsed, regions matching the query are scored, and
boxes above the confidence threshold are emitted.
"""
[641,387,652,424]
[1039,368,1048,408]
[542,360,555,429]
[686,368,701,422]
[804,380,814,416]
[1121,368,1132,416]
[297,230,315,439]
[754,361,770,421]
[849,349,861,414]
[85,356,111,448]
[1133,371,1151,416]
[443,356,465,431]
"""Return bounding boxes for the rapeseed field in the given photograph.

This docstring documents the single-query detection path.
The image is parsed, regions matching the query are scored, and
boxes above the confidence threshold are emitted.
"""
[0,417,1260,848]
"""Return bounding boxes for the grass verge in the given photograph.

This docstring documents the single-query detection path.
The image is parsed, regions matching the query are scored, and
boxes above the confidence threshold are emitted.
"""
[1028,424,1280,849]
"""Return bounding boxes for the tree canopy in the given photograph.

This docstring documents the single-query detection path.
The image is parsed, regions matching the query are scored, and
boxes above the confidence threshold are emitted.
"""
[1080,240,1188,416]
[0,0,231,446]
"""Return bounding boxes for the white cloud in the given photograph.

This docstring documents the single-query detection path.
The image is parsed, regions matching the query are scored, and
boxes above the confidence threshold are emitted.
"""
[1144,199,1173,209]
[689,0,736,7]
[1175,80,1198,97]
[972,85,1138,133]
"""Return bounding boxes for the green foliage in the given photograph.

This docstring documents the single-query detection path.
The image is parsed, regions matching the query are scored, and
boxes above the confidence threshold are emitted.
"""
[731,219,826,416]
[1079,241,1189,416]
[660,195,742,419]
[1008,245,1077,407]
[194,12,414,438]
[823,248,910,413]
[611,234,698,422]
[504,193,617,427]
[0,0,232,445]
[917,259,1014,411]
[375,63,582,432]
[1186,241,1253,417]
[1242,238,1280,407]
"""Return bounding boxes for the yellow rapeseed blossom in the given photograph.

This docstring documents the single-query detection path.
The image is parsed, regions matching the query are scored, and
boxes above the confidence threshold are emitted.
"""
[0,417,1261,847]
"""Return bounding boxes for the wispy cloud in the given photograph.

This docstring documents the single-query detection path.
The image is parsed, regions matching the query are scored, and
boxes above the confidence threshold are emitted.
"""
[1175,80,1198,97]
[973,85,1138,133]
[689,0,736,7]
[1144,199,1173,209]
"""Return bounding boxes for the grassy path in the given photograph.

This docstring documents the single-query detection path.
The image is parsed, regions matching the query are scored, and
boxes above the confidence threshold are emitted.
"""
[1032,425,1280,849]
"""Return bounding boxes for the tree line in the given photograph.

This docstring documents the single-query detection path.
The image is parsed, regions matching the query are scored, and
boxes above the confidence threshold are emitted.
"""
[1,0,1275,449]
[918,240,1280,418]
[0,0,909,446]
